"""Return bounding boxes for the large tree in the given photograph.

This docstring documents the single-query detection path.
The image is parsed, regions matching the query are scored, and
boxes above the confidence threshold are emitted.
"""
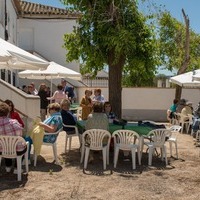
[62,0,158,118]
[158,10,200,100]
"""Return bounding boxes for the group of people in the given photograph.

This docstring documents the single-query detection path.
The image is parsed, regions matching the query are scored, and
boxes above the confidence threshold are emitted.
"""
[21,80,76,122]
[0,86,117,172]
[80,88,108,120]
[0,98,77,173]
[168,98,200,138]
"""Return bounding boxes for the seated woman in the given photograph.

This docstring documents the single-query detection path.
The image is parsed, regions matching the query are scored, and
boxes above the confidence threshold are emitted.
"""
[60,99,77,134]
[25,102,63,158]
[4,99,24,128]
[0,102,26,173]
[92,88,105,103]
[103,101,117,123]
[86,101,109,131]
[40,103,63,143]
[85,102,109,161]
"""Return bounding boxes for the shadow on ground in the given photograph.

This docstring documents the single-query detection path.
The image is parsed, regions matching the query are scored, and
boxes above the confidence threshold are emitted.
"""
[60,149,177,176]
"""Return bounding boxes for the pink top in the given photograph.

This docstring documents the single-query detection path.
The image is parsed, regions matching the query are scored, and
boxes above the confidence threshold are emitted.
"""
[48,90,68,103]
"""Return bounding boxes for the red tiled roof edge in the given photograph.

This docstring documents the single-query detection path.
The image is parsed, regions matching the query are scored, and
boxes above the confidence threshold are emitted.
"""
[14,0,80,19]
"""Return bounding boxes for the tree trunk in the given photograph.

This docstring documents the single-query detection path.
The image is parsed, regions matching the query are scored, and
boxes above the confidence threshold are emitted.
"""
[175,85,182,100]
[175,9,190,100]
[108,52,125,119]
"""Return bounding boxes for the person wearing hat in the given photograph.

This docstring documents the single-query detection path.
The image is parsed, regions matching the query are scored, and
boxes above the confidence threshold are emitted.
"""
[181,101,193,116]
[176,99,186,113]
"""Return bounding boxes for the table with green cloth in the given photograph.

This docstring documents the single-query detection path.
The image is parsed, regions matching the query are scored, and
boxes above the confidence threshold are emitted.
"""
[76,120,153,136]
[70,103,80,111]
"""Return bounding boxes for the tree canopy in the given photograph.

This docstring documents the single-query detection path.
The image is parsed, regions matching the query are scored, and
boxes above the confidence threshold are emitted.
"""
[158,11,200,72]
[157,10,200,99]
[62,0,159,117]
[61,0,200,114]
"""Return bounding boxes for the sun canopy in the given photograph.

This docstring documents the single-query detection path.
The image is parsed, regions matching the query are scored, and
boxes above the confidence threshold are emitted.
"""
[18,61,81,80]
[192,69,200,82]
[18,61,82,92]
[169,70,200,87]
[0,37,49,70]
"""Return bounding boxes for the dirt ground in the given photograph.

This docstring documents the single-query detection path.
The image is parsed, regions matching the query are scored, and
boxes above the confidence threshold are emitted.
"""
[1,127,200,200]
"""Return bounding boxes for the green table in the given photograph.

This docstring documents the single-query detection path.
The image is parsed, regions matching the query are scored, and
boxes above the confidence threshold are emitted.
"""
[76,121,153,136]
[70,103,80,110]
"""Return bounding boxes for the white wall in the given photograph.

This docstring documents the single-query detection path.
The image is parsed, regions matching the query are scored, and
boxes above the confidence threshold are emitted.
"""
[77,87,200,122]
[6,0,17,44]
[0,0,18,83]
[1,79,200,122]
[0,79,40,120]
[17,19,79,71]
[0,0,5,38]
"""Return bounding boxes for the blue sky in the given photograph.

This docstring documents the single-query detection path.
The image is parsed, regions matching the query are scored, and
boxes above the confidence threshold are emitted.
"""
[27,0,200,76]
[27,0,200,34]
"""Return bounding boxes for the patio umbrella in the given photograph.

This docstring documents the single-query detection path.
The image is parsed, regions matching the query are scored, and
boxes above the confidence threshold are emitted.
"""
[18,61,82,92]
[169,70,200,87]
[191,69,200,81]
[0,37,49,70]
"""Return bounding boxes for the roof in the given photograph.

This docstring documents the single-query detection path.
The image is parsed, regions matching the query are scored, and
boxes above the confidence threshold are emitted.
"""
[13,0,80,19]
[83,70,109,78]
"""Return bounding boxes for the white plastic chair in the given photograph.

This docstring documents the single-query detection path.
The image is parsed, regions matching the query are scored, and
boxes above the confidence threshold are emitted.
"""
[112,130,141,170]
[167,125,182,159]
[0,135,29,181]
[187,114,194,135]
[176,113,189,133]
[62,124,81,153]
[80,129,111,170]
[195,130,200,143]
[143,129,170,166]
[33,128,63,167]
[170,112,180,125]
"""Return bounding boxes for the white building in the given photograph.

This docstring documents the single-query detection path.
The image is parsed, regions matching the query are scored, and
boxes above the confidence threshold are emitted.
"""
[0,0,109,88]
[0,0,81,86]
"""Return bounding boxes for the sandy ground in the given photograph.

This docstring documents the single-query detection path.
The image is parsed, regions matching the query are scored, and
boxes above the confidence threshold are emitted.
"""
[1,128,200,200]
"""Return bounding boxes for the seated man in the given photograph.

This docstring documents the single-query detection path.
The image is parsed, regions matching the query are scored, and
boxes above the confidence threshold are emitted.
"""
[60,99,77,134]
[0,102,26,173]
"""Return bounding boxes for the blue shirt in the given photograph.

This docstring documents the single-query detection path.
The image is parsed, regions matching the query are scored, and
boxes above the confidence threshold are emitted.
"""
[170,104,177,113]
[43,112,63,143]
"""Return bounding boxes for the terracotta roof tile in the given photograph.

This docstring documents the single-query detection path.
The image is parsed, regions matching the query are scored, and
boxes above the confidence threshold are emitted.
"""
[16,0,79,19]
